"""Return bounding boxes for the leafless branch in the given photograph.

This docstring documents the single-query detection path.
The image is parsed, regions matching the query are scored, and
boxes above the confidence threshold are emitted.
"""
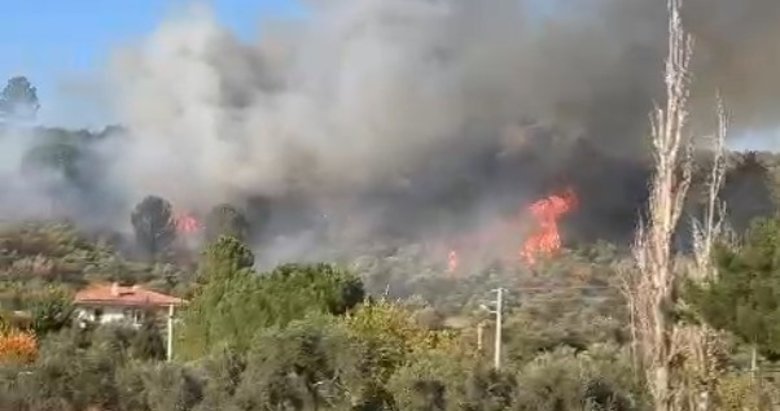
[627,0,695,409]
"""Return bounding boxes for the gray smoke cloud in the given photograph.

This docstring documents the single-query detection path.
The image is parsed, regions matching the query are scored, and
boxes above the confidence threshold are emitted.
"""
[4,0,775,261]
[105,0,780,205]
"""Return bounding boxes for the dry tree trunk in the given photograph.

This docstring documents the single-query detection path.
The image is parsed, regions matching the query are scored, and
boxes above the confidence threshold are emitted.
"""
[625,0,694,410]
[691,95,728,282]
[677,95,729,411]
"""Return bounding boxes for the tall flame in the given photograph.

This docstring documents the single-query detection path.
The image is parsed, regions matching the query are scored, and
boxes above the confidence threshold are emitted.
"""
[520,187,578,265]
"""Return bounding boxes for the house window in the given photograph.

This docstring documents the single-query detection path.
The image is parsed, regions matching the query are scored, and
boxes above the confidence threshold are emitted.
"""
[133,310,145,324]
[123,309,145,325]
[93,308,103,322]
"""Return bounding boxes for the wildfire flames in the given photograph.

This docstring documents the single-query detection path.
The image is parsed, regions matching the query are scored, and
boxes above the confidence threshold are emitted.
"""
[448,249,459,273]
[445,187,579,273]
[174,212,202,234]
[520,187,578,265]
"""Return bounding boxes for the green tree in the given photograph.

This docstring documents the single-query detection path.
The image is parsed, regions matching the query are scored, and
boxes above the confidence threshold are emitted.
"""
[261,263,365,318]
[179,238,364,359]
[131,314,167,361]
[688,217,780,358]
[30,287,74,336]
[131,195,177,259]
[387,350,469,411]
[342,299,459,408]
[0,76,39,121]
[193,346,246,411]
[141,363,204,411]
[198,235,255,281]
[461,368,517,411]
[204,203,249,243]
[178,236,256,359]
[512,345,637,411]
[232,315,357,410]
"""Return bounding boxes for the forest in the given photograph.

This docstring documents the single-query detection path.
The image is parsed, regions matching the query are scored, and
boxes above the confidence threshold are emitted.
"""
[1,0,780,410]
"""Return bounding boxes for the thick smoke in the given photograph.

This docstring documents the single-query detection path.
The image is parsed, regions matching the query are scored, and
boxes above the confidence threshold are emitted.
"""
[0,129,52,220]
[6,0,780,264]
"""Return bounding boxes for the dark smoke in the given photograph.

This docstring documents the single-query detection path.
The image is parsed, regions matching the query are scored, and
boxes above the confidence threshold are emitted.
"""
[3,0,780,264]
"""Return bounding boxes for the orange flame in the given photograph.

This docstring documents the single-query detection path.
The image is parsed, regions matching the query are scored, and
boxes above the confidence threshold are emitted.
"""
[447,250,459,273]
[520,187,578,265]
[174,212,201,234]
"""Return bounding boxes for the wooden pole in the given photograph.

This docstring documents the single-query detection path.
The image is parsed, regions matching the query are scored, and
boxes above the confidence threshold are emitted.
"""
[167,304,174,362]
[494,288,503,370]
[477,322,484,352]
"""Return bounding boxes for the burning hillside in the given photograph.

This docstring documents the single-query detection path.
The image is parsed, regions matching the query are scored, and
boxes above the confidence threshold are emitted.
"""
[446,187,579,274]
[0,0,778,269]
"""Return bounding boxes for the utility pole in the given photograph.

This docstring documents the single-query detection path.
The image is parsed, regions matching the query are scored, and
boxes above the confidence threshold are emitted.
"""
[167,304,175,362]
[481,288,505,370]
[477,322,484,353]
[493,288,504,370]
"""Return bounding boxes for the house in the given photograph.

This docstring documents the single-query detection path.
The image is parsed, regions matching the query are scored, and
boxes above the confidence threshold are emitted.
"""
[73,282,184,328]
[74,282,186,361]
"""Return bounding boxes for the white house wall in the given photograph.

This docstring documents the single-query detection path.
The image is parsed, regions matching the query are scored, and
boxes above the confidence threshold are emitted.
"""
[75,306,163,327]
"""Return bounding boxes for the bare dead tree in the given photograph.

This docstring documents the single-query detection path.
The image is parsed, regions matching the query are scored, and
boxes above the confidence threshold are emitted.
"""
[691,95,729,281]
[626,0,694,409]
[673,95,730,411]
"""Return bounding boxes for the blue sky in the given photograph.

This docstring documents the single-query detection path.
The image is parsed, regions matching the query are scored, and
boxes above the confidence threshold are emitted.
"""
[0,0,305,129]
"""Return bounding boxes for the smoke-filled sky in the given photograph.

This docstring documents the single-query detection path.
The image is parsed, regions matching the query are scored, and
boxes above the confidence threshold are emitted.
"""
[103,0,780,202]
[1,0,780,264]
[0,0,777,149]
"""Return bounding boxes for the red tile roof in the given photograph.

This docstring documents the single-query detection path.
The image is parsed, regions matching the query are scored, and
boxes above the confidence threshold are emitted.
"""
[74,283,184,307]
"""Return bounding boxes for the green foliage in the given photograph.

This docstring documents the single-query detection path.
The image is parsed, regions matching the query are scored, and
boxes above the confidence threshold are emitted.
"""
[178,237,256,358]
[503,288,626,363]
[179,238,363,359]
[141,362,204,411]
[0,220,97,261]
[131,195,177,259]
[513,345,641,411]
[0,221,180,303]
[0,76,39,121]
[232,315,356,410]
[131,315,167,361]
[199,235,254,280]
[461,368,517,411]
[29,286,74,336]
[687,217,780,357]
[204,203,250,243]
[193,347,246,411]
[386,349,469,411]
[342,299,461,408]
[261,263,365,317]
[10,328,122,409]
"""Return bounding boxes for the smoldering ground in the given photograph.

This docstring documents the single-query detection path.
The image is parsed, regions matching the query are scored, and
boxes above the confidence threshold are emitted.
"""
[3,0,780,265]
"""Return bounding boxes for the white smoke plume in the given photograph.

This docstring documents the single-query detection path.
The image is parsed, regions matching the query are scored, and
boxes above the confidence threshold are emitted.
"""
[4,0,780,262]
[105,0,780,211]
